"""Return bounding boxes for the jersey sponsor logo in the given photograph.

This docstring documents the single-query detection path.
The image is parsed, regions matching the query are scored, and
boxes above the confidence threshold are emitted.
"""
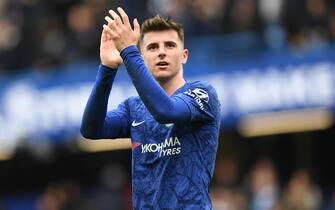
[140,136,181,157]
[184,88,209,110]
[132,120,145,127]
[192,88,209,102]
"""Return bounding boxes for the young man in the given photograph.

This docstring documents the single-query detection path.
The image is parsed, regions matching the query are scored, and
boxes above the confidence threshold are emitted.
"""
[81,7,221,210]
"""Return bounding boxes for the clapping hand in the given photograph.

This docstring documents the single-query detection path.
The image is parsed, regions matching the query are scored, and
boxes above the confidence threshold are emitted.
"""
[103,7,140,52]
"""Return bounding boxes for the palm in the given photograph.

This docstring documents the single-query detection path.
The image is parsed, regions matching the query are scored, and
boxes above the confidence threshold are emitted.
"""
[100,29,123,68]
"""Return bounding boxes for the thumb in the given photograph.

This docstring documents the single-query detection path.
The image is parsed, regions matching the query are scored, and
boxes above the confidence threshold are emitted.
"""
[101,27,106,43]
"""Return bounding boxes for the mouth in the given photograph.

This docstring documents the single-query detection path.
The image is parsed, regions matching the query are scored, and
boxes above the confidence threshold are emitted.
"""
[156,61,169,68]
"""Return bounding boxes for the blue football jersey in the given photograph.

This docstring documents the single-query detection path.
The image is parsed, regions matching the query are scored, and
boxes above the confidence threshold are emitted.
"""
[110,81,221,210]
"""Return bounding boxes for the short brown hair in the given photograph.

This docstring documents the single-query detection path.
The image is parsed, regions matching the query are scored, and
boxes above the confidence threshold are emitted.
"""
[139,15,184,46]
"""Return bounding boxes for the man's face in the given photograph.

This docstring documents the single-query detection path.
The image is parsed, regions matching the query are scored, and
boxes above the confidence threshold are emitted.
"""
[140,30,188,82]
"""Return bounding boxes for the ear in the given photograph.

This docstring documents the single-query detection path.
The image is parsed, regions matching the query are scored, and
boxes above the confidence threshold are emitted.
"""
[182,49,188,64]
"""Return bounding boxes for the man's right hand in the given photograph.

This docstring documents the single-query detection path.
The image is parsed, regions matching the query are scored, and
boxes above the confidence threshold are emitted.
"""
[100,27,123,68]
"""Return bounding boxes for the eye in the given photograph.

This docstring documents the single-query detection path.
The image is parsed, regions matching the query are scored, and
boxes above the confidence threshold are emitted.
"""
[147,44,158,51]
[166,42,176,48]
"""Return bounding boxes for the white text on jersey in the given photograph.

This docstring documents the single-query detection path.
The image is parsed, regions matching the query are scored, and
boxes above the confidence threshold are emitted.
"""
[184,88,209,111]
[141,137,181,157]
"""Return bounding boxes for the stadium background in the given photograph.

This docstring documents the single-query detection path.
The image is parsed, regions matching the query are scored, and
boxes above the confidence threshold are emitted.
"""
[0,0,335,209]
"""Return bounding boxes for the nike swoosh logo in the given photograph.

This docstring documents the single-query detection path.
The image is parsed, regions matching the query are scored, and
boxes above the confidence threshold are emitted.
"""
[132,120,145,127]
[165,123,174,128]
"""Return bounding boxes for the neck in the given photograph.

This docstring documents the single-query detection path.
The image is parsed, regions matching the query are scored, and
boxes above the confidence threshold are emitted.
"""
[158,72,185,96]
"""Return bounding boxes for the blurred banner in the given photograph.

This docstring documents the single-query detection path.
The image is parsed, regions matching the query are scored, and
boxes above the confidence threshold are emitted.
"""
[0,45,335,149]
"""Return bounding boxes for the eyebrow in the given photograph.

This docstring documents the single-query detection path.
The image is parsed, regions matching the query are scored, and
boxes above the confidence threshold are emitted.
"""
[146,43,159,49]
[146,41,177,48]
[165,41,177,46]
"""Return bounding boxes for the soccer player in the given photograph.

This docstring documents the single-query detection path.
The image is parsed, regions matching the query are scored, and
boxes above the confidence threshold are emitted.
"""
[81,7,221,210]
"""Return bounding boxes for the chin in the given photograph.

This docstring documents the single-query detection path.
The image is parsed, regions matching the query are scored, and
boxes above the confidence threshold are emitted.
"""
[153,74,173,83]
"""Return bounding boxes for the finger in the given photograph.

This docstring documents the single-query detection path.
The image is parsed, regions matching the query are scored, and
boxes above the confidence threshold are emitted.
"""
[133,18,140,35]
[103,27,115,47]
[105,16,115,33]
[105,16,113,28]
[109,9,122,26]
[117,7,130,27]
[104,16,118,32]
[103,24,119,38]
[101,28,111,42]
[101,28,106,43]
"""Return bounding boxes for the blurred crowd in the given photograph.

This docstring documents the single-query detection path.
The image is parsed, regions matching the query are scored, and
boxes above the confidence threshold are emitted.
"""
[35,164,132,210]
[1,157,334,210]
[1,1,335,209]
[0,0,335,73]
[211,157,332,210]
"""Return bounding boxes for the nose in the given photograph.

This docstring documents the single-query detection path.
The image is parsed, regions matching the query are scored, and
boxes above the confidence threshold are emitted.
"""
[158,47,166,59]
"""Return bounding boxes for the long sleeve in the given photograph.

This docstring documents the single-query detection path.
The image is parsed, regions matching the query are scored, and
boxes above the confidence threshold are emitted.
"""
[80,64,130,139]
[120,45,192,124]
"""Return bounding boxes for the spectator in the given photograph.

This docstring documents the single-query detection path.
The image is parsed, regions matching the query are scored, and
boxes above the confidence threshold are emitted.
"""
[281,169,322,210]
[248,158,280,210]
[0,0,334,74]
[36,181,82,210]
